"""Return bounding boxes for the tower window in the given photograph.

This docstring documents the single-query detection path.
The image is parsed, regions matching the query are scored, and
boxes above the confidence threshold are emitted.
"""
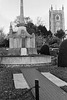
[55,15,60,21]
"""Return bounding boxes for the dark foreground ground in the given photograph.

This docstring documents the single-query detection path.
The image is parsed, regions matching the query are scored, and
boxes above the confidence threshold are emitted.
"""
[0,65,67,100]
[0,66,35,100]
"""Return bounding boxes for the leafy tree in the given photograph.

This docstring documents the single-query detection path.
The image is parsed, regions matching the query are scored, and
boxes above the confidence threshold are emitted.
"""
[54,29,65,39]
[0,28,9,48]
[0,28,5,43]
[47,30,52,37]
[25,22,37,35]
[0,39,9,48]
[38,25,47,36]
[13,16,36,35]
[46,36,61,48]
[24,17,32,24]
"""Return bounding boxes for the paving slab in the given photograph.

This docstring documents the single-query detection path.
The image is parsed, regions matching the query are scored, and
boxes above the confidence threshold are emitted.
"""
[13,73,29,89]
[41,72,67,87]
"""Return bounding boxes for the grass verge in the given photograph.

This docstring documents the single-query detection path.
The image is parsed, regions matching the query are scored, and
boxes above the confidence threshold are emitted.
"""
[37,65,67,93]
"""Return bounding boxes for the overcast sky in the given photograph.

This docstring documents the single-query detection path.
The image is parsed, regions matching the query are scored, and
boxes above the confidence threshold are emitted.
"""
[0,0,67,33]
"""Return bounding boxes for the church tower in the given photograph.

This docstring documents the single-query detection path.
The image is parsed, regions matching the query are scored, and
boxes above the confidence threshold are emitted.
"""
[49,5,65,35]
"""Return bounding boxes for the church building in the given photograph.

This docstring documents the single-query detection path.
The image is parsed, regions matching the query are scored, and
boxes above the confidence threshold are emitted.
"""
[49,5,65,35]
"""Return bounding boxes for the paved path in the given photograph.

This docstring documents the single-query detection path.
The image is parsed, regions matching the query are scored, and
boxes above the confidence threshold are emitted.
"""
[13,73,29,89]
[41,72,67,87]
[21,68,67,100]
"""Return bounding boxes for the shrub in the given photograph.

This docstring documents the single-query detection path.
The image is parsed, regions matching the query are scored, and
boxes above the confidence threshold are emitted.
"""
[58,39,67,67]
[39,44,50,55]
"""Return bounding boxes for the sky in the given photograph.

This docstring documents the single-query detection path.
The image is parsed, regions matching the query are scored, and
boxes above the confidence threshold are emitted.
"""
[0,0,67,33]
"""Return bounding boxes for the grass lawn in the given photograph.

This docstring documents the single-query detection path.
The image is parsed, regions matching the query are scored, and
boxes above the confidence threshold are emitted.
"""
[37,65,67,93]
[37,65,67,82]
[0,66,35,100]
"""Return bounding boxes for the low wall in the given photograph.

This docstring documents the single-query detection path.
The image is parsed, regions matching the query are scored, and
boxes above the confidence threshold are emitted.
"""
[0,55,51,66]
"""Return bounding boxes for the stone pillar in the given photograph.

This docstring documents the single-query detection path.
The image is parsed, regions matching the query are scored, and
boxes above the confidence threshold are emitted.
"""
[20,0,25,24]
[9,38,14,48]
[25,37,31,48]
[30,33,35,48]
[17,38,22,48]
[14,38,17,48]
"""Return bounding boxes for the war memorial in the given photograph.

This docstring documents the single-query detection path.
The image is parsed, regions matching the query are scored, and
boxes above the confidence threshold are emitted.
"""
[0,0,51,67]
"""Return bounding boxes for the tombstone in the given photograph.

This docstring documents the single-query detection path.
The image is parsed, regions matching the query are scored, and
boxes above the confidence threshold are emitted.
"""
[58,39,67,67]
[40,44,50,55]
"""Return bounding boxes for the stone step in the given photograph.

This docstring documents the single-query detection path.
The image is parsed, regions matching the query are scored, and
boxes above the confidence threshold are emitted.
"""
[41,72,67,87]
[13,73,29,89]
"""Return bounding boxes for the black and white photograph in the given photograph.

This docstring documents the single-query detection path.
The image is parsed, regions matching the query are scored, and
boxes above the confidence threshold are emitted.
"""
[0,0,67,100]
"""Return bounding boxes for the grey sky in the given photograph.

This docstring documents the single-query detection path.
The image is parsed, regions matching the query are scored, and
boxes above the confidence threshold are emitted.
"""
[0,0,67,33]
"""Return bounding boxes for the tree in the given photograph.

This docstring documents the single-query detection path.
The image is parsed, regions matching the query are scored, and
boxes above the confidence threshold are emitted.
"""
[12,16,36,35]
[47,30,52,37]
[0,28,5,44]
[46,36,61,48]
[13,16,32,26]
[0,28,5,37]
[36,17,45,26]
[25,22,37,35]
[0,28,9,48]
[0,39,9,48]
[38,25,47,36]
[54,29,65,39]
[14,16,20,25]
[24,17,32,24]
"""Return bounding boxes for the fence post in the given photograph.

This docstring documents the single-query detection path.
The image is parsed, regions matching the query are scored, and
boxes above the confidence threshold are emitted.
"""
[35,80,39,100]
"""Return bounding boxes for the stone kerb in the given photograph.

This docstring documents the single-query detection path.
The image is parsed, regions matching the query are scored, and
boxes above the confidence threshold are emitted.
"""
[0,55,51,66]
